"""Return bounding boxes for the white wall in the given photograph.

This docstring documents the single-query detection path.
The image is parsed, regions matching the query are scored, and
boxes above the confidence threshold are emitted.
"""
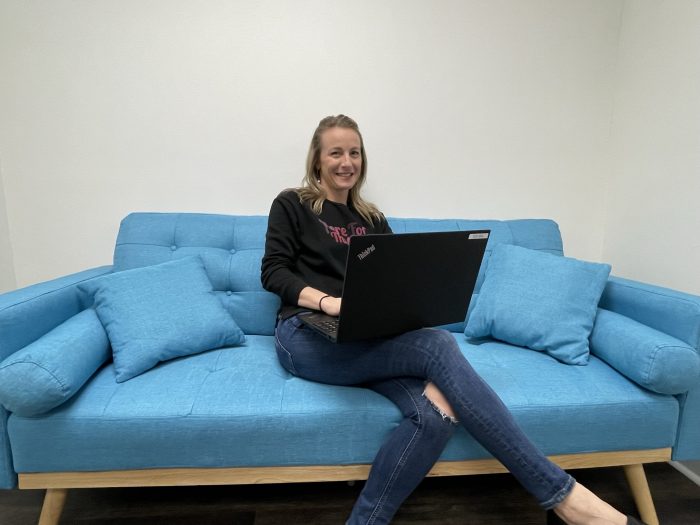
[603,0,700,295]
[0,160,16,293]
[0,0,624,287]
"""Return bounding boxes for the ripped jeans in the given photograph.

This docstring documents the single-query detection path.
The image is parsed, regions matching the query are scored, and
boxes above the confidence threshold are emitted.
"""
[274,315,574,525]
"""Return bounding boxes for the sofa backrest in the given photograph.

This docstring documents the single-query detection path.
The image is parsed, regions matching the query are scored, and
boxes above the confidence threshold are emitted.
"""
[113,213,563,335]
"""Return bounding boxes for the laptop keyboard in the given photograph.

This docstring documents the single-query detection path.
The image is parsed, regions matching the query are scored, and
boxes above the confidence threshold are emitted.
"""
[315,317,339,334]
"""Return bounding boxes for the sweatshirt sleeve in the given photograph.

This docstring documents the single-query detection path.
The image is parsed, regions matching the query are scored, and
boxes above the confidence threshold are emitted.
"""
[261,193,308,305]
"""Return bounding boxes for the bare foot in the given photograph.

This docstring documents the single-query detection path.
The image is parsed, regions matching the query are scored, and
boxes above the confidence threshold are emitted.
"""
[553,482,627,525]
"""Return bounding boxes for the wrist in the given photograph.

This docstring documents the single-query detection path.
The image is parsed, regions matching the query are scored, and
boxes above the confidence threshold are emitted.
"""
[318,295,331,312]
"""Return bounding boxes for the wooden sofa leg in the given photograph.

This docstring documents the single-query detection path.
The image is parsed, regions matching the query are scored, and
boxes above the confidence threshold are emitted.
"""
[38,488,68,525]
[623,464,659,525]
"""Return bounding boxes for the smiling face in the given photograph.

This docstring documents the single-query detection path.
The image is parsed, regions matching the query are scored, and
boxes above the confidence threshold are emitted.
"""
[316,127,363,204]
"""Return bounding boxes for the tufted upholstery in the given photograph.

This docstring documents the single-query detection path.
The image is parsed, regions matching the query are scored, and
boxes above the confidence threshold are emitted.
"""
[113,213,564,335]
[113,214,280,335]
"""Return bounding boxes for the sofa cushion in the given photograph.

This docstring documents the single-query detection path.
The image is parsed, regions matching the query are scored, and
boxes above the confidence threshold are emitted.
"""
[79,256,245,382]
[465,244,611,365]
[0,309,110,416]
[6,335,678,473]
[590,309,700,394]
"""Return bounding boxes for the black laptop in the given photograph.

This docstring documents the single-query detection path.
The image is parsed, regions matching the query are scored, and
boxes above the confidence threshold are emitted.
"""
[299,230,489,343]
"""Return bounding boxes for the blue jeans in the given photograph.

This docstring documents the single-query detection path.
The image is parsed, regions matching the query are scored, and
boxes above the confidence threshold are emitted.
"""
[274,315,575,524]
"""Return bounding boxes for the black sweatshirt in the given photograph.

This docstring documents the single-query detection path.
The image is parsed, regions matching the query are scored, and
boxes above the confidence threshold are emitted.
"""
[261,190,392,319]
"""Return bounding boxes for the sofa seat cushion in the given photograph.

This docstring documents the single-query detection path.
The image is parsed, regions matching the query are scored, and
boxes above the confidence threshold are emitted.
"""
[8,335,679,473]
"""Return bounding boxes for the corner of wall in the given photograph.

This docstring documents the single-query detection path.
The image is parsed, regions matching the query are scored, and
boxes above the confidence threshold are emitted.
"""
[599,0,627,265]
[670,461,700,487]
[0,156,17,293]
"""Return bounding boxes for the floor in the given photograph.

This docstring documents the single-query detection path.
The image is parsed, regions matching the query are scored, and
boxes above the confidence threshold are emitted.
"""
[1,463,698,524]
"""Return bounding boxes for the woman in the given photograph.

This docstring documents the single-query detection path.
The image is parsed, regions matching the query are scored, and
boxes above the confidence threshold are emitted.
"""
[261,115,644,525]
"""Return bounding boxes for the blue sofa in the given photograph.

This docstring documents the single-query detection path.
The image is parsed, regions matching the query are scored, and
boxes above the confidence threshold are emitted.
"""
[1,212,699,525]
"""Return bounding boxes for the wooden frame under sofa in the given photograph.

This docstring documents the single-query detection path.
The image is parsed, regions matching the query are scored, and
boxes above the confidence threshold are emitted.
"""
[22,448,670,525]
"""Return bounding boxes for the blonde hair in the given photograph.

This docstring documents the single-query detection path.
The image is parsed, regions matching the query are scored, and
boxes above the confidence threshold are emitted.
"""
[296,115,383,225]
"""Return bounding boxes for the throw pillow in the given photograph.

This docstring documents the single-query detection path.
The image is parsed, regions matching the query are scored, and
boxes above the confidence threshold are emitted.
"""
[590,308,700,394]
[0,309,110,416]
[79,256,245,382]
[464,244,611,365]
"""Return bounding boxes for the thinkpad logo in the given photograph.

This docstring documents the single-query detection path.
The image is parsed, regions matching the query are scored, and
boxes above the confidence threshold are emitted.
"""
[357,244,376,261]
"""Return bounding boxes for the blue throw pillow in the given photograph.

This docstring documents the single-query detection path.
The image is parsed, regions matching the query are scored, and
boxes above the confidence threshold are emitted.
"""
[79,256,245,382]
[0,309,110,416]
[464,244,611,365]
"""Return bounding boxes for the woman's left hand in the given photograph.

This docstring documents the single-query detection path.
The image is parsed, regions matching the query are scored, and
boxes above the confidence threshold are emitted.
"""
[321,296,342,317]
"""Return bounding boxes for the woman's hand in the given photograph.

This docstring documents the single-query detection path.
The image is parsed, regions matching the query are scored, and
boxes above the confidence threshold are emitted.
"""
[320,296,342,317]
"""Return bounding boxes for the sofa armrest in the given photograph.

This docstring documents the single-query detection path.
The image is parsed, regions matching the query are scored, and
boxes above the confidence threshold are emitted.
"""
[599,276,700,349]
[675,388,700,460]
[0,265,112,489]
[0,266,112,362]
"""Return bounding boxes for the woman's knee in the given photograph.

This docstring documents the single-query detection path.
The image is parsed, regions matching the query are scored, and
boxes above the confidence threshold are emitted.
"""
[423,382,459,424]
[417,327,457,346]
[422,329,464,361]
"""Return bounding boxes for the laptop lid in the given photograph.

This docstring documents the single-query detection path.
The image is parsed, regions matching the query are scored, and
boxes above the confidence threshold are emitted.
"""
[330,230,489,343]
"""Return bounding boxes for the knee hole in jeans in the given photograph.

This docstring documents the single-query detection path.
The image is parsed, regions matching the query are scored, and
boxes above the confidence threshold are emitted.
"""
[422,382,459,424]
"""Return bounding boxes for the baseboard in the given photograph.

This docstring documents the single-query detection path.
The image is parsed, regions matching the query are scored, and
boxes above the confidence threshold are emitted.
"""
[669,461,700,487]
